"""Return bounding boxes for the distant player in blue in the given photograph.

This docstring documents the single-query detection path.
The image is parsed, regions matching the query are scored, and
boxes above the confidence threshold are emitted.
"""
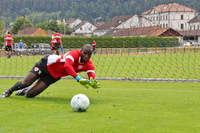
[18,40,24,57]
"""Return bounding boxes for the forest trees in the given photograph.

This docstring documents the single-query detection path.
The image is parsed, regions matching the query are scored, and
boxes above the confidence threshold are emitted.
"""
[11,16,33,34]
[36,20,73,35]
[0,0,199,25]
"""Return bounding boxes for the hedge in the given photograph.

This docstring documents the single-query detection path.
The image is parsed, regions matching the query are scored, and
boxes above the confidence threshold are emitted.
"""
[0,36,179,48]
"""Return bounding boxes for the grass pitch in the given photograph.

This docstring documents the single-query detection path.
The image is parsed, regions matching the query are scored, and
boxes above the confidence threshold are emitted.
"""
[1,52,200,80]
[0,79,200,133]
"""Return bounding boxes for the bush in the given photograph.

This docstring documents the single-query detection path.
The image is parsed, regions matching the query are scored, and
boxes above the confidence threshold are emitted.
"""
[0,36,179,48]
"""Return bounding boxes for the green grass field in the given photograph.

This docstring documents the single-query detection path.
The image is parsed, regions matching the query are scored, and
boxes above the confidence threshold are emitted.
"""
[1,52,200,80]
[1,49,200,132]
[0,79,200,133]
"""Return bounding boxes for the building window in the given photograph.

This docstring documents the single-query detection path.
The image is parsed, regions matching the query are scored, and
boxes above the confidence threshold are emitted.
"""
[181,15,184,20]
[181,24,184,29]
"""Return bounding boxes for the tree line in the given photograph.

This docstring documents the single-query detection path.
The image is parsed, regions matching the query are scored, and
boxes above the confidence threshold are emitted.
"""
[0,0,199,34]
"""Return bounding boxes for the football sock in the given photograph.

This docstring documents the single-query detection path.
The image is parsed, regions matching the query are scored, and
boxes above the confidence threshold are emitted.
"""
[8,81,24,92]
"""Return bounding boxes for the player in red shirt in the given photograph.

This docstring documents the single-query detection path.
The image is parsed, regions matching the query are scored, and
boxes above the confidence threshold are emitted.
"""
[4,32,14,58]
[53,31,63,55]
[50,35,57,54]
[92,40,96,54]
[1,44,100,98]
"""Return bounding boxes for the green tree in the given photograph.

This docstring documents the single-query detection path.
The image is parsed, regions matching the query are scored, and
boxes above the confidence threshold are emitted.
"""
[58,24,73,35]
[48,20,59,32]
[36,20,60,32]
[36,21,49,31]
[0,20,5,35]
[11,16,33,34]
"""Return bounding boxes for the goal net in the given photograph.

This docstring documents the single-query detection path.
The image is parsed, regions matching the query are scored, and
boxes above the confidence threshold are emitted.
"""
[0,46,200,82]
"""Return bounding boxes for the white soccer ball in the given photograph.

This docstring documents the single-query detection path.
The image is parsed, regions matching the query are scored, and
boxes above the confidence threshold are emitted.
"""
[70,94,90,112]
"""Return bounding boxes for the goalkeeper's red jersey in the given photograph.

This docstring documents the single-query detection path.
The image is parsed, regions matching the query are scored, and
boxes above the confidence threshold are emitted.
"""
[4,34,14,46]
[47,50,95,79]
[53,33,62,43]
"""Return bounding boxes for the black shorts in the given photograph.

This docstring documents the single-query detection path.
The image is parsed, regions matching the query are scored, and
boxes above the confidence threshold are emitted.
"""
[51,43,60,50]
[51,46,58,50]
[5,46,12,51]
[30,56,61,86]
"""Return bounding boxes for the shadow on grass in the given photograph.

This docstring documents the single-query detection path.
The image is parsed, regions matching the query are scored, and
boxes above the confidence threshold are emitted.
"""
[10,95,104,105]
[10,96,70,105]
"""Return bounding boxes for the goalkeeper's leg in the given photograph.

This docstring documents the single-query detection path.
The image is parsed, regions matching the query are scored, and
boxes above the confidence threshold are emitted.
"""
[26,80,48,98]
[25,74,60,98]
[0,72,39,98]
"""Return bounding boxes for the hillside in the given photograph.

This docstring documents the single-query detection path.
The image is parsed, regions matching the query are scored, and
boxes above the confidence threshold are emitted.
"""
[0,0,199,24]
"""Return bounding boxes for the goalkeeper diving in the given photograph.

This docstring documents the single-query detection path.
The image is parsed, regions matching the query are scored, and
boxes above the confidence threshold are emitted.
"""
[1,44,100,98]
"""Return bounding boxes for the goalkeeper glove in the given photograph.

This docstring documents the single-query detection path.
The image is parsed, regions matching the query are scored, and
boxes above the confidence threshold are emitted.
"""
[75,76,90,88]
[89,79,101,89]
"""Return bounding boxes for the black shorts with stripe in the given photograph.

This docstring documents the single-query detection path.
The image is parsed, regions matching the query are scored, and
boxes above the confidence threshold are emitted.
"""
[51,43,60,50]
[30,56,61,86]
[5,46,12,51]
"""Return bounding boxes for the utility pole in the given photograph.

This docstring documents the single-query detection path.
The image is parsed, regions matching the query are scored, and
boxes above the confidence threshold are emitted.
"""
[63,19,66,35]
[24,15,26,35]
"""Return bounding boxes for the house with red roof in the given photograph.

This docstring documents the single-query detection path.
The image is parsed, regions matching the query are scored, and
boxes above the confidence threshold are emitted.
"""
[17,27,49,36]
[142,3,196,31]
[112,26,182,37]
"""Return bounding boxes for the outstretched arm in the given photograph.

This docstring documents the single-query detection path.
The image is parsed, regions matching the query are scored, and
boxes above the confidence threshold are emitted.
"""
[64,58,77,78]
[64,58,89,88]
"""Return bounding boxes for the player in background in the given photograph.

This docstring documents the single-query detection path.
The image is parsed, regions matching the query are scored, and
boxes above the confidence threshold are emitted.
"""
[0,44,100,98]
[4,32,14,58]
[92,40,96,54]
[18,39,24,57]
[137,45,141,53]
[50,35,57,54]
[53,31,63,55]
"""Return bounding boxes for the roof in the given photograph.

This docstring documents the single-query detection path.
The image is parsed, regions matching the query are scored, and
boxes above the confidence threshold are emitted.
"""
[65,18,77,25]
[142,3,195,15]
[18,27,38,35]
[17,27,49,36]
[95,22,105,28]
[113,26,160,36]
[97,15,131,30]
[179,30,200,36]
[149,28,182,36]
[188,15,200,23]
[112,26,182,37]
[74,21,87,30]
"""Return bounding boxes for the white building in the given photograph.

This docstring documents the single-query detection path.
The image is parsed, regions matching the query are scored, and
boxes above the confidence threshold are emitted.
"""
[73,21,97,36]
[93,16,130,36]
[65,18,82,29]
[142,3,196,31]
[188,15,200,30]
[180,15,200,44]
[116,15,155,29]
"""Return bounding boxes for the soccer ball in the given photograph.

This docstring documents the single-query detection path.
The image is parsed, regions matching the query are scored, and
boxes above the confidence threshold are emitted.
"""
[70,94,90,112]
